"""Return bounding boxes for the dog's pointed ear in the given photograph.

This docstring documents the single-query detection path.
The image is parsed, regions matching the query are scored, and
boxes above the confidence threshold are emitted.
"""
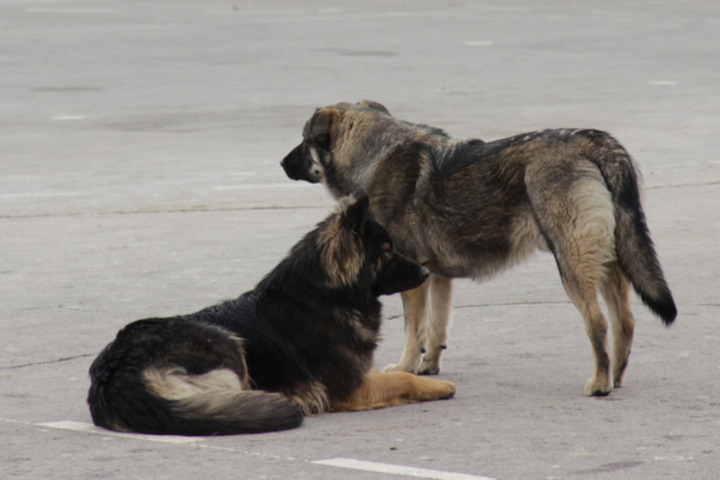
[320,193,369,289]
[341,190,370,235]
[308,108,338,148]
[358,100,390,116]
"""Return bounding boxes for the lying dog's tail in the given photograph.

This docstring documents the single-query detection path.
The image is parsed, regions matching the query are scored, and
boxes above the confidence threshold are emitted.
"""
[582,130,677,325]
[88,319,304,436]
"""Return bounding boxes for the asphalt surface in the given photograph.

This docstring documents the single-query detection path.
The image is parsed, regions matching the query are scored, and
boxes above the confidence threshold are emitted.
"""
[1,1,719,479]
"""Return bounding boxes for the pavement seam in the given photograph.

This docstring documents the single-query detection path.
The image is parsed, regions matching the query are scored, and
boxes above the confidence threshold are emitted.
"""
[0,204,327,220]
[1,353,96,370]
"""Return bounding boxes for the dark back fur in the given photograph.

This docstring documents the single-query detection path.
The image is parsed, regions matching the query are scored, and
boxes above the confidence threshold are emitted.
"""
[88,193,429,435]
[281,101,675,322]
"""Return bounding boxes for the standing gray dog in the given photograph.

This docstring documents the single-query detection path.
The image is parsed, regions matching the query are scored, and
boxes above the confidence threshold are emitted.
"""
[281,100,676,396]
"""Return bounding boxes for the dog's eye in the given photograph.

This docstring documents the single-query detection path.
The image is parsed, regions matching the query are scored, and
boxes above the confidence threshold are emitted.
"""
[314,133,330,148]
[373,243,393,274]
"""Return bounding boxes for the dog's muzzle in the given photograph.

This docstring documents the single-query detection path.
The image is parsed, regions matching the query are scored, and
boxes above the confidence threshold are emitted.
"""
[281,143,319,183]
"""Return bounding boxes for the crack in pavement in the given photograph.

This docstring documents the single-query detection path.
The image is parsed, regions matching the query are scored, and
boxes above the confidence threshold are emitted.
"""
[1,353,96,370]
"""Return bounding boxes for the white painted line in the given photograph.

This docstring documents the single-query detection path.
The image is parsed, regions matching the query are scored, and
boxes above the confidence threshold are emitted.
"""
[36,420,201,445]
[653,455,694,462]
[52,115,86,120]
[312,458,496,480]
[465,40,494,47]
[647,80,678,86]
[26,8,123,14]
[18,419,493,477]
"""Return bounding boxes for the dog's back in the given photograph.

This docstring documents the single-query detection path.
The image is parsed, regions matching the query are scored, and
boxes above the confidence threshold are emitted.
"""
[281,101,676,396]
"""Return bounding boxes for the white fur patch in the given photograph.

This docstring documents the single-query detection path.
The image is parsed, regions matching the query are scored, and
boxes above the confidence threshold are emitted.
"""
[309,146,325,181]
[143,366,244,401]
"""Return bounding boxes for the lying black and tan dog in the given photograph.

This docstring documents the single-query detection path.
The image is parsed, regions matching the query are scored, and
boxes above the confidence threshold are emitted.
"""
[88,191,455,435]
[282,101,676,397]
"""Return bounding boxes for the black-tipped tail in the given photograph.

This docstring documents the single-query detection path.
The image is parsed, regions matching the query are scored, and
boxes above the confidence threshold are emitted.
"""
[584,131,677,326]
[608,171,677,326]
[639,283,677,326]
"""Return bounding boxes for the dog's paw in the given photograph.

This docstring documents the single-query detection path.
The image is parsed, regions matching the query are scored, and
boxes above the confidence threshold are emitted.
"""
[613,369,627,389]
[383,363,416,374]
[584,376,613,397]
[436,380,456,400]
[382,363,400,373]
[418,355,441,375]
[383,354,424,374]
[408,377,456,402]
[418,364,440,375]
[417,343,447,375]
[411,376,456,401]
[420,379,455,401]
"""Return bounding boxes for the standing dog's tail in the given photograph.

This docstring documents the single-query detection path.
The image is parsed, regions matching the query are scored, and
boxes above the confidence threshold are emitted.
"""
[582,130,677,325]
[88,320,304,436]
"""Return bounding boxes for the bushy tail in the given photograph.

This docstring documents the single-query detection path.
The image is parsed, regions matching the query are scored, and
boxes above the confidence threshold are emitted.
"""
[583,131,677,325]
[163,388,304,436]
[89,357,303,436]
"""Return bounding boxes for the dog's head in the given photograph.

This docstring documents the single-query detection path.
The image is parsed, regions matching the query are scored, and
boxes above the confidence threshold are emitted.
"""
[315,189,428,296]
[280,101,395,196]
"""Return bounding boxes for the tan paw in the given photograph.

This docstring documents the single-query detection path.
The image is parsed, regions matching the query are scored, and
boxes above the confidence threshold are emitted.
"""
[415,378,455,401]
[382,360,420,374]
[584,376,613,396]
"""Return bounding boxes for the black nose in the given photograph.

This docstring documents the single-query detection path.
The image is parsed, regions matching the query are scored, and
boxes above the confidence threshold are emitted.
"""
[281,157,299,179]
[281,144,305,180]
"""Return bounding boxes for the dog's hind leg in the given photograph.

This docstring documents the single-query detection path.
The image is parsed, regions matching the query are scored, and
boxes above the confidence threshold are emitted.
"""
[419,275,453,375]
[562,274,613,396]
[600,263,635,388]
[528,160,616,396]
[331,369,455,411]
[383,281,429,374]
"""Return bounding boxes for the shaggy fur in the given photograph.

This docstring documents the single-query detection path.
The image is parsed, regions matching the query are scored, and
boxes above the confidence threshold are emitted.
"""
[281,101,676,396]
[88,192,455,435]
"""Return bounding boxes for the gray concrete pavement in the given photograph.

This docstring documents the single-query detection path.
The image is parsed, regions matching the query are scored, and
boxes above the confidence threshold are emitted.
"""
[1,1,718,479]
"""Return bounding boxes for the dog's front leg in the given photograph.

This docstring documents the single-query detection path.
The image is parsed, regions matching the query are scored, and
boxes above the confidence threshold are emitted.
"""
[419,275,453,375]
[331,370,455,411]
[383,281,429,374]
